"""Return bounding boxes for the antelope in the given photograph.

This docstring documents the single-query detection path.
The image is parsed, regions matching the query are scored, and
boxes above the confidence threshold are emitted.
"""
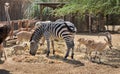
[76,38,94,52]
[86,38,112,63]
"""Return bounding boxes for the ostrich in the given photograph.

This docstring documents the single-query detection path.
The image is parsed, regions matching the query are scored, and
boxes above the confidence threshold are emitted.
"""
[0,3,11,60]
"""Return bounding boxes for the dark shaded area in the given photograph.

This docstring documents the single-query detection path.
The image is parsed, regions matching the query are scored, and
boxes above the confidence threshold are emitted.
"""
[48,55,84,67]
[96,62,119,68]
[92,49,120,68]
[0,60,5,64]
[0,69,10,74]
[106,14,120,25]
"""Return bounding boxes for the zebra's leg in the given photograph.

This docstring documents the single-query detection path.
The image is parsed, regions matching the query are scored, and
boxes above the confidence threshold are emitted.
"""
[71,41,75,59]
[64,48,70,59]
[64,40,74,59]
[71,47,74,59]
[46,39,50,57]
[51,40,55,55]
[44,32,51,57]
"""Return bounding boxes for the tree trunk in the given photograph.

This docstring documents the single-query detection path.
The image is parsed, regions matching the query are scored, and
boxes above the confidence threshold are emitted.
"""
[89,14,92,33]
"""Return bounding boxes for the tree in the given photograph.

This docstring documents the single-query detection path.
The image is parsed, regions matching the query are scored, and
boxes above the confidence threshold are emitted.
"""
[23,0,66,19]
[53,0,120,17]
[52,0,120,32]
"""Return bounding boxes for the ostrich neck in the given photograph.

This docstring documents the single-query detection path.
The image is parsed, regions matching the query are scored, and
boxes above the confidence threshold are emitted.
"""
[5,7,11,27]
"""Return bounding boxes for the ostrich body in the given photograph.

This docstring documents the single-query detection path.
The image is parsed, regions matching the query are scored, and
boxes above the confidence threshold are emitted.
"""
[0,3,11,44]
[0,3,11,60]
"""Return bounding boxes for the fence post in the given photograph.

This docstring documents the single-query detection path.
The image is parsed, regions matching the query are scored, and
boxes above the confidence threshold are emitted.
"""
[89,14,92,33]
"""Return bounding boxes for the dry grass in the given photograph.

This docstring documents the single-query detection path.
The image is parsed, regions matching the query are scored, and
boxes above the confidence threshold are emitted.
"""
[0,33,120,74]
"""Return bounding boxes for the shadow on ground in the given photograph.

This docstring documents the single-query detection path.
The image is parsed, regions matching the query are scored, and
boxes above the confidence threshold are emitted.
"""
[0,60,5,64]
[91,49,120,68]
[0,69,10,74]
[48,55,84,67]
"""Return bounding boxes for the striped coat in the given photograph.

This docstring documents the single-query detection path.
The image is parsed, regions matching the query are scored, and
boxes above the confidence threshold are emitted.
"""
[29,21,77,59]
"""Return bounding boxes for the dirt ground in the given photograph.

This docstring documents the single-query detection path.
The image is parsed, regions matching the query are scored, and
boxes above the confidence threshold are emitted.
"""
[0,33,120,74]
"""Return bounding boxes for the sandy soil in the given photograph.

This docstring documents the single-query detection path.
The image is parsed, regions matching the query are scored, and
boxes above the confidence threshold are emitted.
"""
[0,33,120,74]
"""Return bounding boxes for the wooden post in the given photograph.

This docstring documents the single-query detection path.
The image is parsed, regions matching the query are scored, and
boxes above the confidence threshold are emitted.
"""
[107,25,109,31]
[25,19,29,31]
[18,20,22,31]
[40,5,43,20]
[89,14,92,33]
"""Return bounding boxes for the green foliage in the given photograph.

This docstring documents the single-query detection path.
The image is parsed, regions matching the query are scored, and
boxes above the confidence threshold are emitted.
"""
[24,0,52,19]
[53,0,120,17]
[23,0,120,19]
[23,0,39,19]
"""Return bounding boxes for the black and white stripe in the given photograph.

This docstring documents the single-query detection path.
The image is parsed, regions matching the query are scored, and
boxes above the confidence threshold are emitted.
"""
[29,21,77,59]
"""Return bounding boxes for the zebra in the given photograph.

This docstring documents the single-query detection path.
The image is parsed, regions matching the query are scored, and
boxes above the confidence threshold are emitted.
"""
[29,21,77,59]
[33,19,64,46]
[34,21,51,29]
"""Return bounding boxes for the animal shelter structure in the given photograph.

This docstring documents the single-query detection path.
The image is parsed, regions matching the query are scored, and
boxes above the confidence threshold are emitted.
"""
[37,2,66,21]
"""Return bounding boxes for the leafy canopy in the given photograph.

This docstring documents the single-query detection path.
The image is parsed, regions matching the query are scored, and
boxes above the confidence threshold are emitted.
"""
[53,0,120,16]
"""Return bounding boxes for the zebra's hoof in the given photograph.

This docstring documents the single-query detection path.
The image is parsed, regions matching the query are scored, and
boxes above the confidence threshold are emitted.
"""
[63,58,67,61]
[71,54,74,59]
[46,51,50,57]
[64,55,68,59]
[29,51,36,56]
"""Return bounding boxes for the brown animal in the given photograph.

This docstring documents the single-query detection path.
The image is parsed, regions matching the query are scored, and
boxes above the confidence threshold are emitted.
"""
[77,38,94,52]
[16,31,33,44]
[12,43,28,55]
[77,37,112,63]
[86,38,112,63]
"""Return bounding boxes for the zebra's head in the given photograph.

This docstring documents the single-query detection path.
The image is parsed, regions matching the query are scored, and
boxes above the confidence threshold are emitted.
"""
[29,40,38,56]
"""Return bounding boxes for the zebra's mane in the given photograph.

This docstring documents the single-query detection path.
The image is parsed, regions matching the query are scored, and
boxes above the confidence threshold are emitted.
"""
[30,32,34,42]
[30,25,43,42]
